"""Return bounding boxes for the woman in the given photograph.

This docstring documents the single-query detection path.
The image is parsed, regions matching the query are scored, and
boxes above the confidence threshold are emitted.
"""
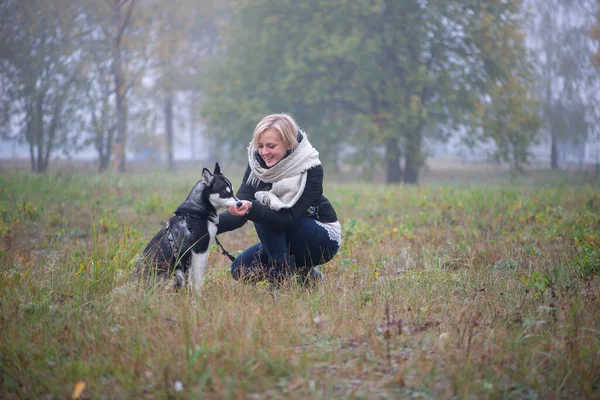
[216,113,341,285]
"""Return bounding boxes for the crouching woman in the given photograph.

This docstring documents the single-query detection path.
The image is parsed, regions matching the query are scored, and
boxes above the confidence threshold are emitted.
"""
[216,113,341,285]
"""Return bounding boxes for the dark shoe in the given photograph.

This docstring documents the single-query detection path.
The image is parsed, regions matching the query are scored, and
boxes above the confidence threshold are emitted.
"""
[308,267,324,284]
[174,269,185,291]
[268,255,296,287]
[297,267,324,287]
[267,266,284,286]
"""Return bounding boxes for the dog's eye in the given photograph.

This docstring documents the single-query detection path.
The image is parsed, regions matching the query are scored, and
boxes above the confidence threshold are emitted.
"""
[225,187,231,193]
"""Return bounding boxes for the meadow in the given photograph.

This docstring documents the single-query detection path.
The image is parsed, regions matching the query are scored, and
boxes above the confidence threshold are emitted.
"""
[0,163,599,399]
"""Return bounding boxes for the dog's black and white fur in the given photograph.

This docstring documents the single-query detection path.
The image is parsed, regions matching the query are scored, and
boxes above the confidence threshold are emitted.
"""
[134,163,239,290]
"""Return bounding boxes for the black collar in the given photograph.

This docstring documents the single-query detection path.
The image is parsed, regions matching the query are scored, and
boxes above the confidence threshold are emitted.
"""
[175,211,206,220]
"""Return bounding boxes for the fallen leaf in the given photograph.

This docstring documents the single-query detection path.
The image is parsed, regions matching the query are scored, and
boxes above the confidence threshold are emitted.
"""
[396,372,405,386]
[72,381,86,399]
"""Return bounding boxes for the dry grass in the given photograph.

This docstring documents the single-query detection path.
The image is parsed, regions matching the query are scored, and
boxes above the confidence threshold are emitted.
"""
[0,165,599,399]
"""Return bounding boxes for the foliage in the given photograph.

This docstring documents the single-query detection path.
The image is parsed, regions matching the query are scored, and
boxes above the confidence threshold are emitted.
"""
[526,0,600,169]
[141,0,222,170]
[520,272,552,297]
[572,228,600,277]
[77,2,120,172]
[592,0,600,68]
[201,0,540,183]
[2,1,598,179]
[0,0,87,172]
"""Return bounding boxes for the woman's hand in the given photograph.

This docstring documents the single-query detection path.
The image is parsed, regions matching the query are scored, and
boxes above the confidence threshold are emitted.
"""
[228,200,252,217]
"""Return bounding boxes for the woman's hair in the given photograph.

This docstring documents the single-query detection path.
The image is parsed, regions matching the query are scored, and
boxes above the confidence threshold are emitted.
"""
[251,113,299,149]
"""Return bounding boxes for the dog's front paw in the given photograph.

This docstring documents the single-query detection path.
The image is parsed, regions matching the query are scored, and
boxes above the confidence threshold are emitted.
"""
[174,270,185,291]
[267,267,285,287]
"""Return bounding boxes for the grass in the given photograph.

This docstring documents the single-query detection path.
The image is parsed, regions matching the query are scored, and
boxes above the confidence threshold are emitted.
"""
[0,165,599,399]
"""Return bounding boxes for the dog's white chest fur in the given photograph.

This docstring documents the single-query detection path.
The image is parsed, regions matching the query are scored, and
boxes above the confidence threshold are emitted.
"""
[189,219,218,290]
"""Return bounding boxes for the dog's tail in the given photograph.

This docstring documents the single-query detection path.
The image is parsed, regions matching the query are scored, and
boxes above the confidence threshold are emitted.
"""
[129,255,174,289]
[129,256,147,278]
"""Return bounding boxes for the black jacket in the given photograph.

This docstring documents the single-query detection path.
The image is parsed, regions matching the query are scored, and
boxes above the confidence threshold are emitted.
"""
[217,163,338,234]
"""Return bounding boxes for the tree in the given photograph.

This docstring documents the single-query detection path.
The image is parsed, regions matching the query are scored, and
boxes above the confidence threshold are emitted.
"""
[148,0,217,169]
[592,0,600,68]
[74,0,148,172]
[589,0,600,169]
[84,56,117,173]
[110,0,136,173]
[467,3,541,171]
[78,2,117,172]
[527,0,599,169]
[148,0,184,171]
[127,0,221,170]
[0,0,86,172]
[201,0,539,184]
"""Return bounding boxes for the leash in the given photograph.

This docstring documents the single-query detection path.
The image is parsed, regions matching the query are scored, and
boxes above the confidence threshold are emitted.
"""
[215,236,236,262]
[175,212,236,262]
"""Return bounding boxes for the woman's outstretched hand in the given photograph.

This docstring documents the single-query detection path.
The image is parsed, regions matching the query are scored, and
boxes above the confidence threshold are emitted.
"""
[229,200,252,216]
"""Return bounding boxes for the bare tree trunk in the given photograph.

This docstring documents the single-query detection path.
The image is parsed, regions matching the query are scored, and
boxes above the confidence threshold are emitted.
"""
[99,152,110,172]
[113,42,127,171]
[93,83,114,173]
[111,0,134,173]
[42,98,63,173]
[29,140,36,172]
[35,95,44,173]
[385,136,402,184]
[550,130,559,169]
[36,138,43,173]
[99,124,114,172]
[189,96,196,160]
[26,107,36,172]
[96,118,110,172]
[165,88,175,171]
[404,132,421,184]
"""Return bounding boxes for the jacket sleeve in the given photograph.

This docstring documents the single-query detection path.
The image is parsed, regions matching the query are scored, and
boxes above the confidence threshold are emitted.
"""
[245,165,323,228]
[216,211,248,234]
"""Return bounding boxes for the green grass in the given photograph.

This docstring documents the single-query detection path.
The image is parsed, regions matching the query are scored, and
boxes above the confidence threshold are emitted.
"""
[0,167,599,399]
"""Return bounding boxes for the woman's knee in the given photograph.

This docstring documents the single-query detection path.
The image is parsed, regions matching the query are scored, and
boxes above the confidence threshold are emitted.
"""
[230,260,269,283]
[230,256,244,281]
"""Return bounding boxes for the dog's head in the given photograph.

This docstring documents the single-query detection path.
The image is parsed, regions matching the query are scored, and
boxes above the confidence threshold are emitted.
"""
[202,163,241,210]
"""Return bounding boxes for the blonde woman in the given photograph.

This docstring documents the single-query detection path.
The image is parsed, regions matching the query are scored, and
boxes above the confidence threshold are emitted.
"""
[217,113,341,285]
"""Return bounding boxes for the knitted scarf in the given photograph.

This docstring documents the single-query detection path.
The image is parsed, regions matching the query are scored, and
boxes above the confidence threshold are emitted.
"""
[247,130,321,211]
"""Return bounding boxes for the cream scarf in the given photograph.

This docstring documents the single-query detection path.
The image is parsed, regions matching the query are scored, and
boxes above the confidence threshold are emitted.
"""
[247,130,321,211]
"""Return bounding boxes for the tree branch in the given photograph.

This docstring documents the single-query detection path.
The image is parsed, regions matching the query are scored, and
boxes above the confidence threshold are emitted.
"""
[117,0,135,42]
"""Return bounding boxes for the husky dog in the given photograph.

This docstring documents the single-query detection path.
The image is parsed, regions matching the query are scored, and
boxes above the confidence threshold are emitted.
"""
[134,163,240,290]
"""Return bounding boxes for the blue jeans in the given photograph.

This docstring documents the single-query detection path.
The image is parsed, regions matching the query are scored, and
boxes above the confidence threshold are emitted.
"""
[231,217,339,282]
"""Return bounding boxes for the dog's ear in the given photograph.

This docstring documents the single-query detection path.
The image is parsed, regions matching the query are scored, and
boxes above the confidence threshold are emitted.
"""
[202,168,214,186]
[214,162,221,175]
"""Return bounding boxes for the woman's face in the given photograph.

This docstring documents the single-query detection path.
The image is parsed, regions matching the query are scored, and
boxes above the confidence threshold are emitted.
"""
[257,128,287,167]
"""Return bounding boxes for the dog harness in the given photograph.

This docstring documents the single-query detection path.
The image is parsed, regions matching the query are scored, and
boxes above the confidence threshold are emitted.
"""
[167,212,236,262]
[164,220,176,254]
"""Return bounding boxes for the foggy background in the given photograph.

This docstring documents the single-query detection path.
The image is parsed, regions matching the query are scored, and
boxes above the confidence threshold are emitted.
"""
[1,0,599,184]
